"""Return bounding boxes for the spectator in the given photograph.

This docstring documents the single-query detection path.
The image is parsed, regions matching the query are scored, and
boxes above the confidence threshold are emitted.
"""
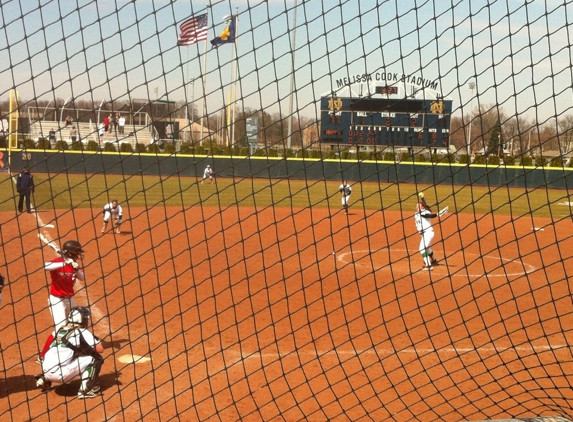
[48,129,56,147]
[70,125,77,143]
[108,114,115,134]
[118,114,125,135]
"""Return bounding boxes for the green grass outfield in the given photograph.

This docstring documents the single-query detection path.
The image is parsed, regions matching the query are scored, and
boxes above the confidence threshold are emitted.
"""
[1,172,572,219]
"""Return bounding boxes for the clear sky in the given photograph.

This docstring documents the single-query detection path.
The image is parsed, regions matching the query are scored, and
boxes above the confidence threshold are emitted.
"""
[1,0,572,123]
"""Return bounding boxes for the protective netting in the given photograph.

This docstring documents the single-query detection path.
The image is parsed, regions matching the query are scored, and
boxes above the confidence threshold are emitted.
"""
[1,1,573,421]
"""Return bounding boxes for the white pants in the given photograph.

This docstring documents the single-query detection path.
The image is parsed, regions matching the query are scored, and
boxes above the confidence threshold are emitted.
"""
[419,229,435,264]
[49,295,77,332]
[103,210,118,222]
[43,355,95,385]
[341,195,350,207]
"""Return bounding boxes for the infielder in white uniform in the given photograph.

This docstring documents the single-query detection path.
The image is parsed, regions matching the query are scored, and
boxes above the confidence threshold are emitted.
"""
[36,306,105,399]
[414,193,447,271]
[201,165,214,184]
[101,200,123,234]
[339,180,352,213]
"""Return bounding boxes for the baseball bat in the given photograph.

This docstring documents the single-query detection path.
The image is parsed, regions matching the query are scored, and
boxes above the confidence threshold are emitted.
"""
[37,233,63,256]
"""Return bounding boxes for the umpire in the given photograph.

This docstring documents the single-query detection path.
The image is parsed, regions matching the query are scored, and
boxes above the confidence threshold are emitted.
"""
[16,166,35,213]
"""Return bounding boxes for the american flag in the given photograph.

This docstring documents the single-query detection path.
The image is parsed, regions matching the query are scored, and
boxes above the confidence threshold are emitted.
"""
[177,14,208,46]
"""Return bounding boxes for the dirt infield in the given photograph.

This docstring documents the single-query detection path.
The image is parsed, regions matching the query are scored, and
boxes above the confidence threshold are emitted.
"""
[1,205,572,421]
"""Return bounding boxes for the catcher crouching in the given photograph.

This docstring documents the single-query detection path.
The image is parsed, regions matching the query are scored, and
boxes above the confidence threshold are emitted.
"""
[35,306,105,399]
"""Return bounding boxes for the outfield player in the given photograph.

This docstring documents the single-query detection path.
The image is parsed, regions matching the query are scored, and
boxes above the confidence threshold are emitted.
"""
[201,165,214,184]
[35,306,105,398]
[101,200,123,234]
[414,193,446,271]
[37,240,85,364]
[339,180,352,214]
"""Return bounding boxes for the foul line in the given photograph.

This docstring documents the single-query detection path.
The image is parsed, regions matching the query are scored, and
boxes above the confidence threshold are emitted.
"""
[207,343,569,361]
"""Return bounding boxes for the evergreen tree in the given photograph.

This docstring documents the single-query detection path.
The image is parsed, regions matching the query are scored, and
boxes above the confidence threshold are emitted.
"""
[487,120,502,156]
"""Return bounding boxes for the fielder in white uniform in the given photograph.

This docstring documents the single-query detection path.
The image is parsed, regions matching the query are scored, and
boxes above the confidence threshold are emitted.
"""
[36,306,105,399]
[101,200,123,234]
[339,181,352,213]
[201,165,214,184]
[414,193,447,271]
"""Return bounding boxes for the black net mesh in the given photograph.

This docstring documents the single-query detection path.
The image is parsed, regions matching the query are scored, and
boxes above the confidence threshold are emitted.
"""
[1,1,573,421]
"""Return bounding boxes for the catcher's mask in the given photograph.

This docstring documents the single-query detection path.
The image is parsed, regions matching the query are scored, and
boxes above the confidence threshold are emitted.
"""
[68,306,90,328]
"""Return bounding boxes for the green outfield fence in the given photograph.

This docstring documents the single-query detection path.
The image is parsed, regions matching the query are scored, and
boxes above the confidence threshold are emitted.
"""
[2,1,573,421]
[6,150,573,190]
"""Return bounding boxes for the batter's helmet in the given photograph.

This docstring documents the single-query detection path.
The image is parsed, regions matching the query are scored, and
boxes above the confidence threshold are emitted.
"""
[62,240,84,259]
[68,306,90,328]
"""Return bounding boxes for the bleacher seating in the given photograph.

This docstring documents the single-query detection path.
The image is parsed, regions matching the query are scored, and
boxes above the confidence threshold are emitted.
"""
[30,120,155,149]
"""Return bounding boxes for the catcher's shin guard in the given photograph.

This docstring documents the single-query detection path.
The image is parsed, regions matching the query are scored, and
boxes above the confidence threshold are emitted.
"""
[81,354,104,391]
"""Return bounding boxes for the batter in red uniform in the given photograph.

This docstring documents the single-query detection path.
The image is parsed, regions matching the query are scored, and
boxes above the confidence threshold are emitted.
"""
[37,240,85,364]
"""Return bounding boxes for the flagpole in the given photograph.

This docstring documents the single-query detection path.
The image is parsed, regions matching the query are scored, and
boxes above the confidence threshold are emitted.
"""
[200,38,207,146]
[177,12,209,146]
[231,9,238,147]
[185,49,189,143]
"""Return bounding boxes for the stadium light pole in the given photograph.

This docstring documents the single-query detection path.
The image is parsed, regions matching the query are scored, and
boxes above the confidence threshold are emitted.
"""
[43,99,53,121]
[467,81,475,156]
[97,98,105,128]
[60,96,72,125]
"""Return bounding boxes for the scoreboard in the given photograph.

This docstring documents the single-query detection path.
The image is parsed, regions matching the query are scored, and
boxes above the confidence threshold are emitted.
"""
[320,92,452,148]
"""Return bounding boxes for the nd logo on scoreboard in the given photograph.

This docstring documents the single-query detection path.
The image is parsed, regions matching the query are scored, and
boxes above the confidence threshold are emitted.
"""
[430,100,444,114]
[328,97,343,113]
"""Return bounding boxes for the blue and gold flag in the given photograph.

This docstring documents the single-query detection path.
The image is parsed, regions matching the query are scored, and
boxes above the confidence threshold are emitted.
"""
[211,18,236,46]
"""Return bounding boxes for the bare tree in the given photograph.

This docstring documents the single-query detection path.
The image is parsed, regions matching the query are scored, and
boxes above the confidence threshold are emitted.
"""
[557,115,573,156]
[472,104,507,154]
[501,115,535,158]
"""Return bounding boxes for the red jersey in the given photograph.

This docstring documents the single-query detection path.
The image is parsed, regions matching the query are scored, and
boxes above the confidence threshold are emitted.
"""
[47,257,78,297]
